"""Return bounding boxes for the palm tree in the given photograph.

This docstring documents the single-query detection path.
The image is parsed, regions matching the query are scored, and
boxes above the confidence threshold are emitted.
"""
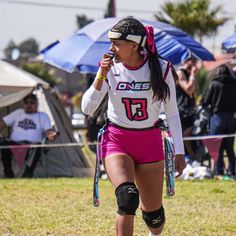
[155,0,230,43]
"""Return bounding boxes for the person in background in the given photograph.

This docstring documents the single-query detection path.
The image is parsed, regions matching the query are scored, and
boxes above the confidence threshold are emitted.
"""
[82,17,186,236]
[201,64,236,179]
[176,57,198,162]
[0,93,56,178]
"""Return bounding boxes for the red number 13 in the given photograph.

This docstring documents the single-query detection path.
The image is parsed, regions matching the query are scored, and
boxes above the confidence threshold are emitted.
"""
[122,98,148,121]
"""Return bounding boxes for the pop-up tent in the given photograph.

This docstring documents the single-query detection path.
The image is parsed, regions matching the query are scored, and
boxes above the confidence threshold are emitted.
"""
[0,60,49,107]
[222,33,236,53]
[0,60,93,177]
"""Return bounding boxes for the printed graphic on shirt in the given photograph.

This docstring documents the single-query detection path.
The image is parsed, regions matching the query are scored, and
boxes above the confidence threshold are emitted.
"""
[122,98,148,121]
[18,118,37,130]
[117,81,151,91]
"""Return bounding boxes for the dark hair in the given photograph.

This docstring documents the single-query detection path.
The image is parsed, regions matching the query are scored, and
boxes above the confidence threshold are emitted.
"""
[111,17,170,102]
[214,64,232,77]
[183,53,198,64]
[23,93,37,103]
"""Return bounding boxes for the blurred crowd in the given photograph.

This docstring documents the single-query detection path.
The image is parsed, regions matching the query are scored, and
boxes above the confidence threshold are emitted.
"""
[64,56,236,180]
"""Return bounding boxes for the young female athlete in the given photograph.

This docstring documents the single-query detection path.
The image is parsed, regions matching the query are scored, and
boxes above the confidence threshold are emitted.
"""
[82,17,186,236]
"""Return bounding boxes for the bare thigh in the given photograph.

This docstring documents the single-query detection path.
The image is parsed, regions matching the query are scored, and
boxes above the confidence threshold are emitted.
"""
[135,161,164,211]
[103,154,135,188]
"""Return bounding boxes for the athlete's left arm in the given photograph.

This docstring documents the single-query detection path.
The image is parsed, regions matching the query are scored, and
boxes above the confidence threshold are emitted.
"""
[163,70,186,176]
[163,71,184,154]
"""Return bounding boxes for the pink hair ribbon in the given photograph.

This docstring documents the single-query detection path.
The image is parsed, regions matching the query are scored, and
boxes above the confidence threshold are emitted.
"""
[145,25,156,54]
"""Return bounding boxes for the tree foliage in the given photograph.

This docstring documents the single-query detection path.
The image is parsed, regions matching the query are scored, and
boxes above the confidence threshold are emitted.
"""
[196,67,209,99]
[19,38,39,58]
[155,0,230,43]
[4,40,17,60]
[22,62,60,87]
[76,15,93,30]
[4,38,39,60]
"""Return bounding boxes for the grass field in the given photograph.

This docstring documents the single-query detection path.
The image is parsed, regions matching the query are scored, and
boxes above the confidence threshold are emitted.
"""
[0,178,236,236]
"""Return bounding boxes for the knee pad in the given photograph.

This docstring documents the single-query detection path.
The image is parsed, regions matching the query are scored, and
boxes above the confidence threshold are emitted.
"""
[115,182,139,215]
[142,205,165,228]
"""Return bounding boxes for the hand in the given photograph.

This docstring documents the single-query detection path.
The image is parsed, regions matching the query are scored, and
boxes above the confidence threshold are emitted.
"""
[47,131,57,141]
[191,66,198,76]
[99,53,114,77]
[175,154,186,178]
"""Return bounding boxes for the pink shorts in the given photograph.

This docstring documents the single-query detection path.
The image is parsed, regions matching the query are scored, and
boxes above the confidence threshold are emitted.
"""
[100,123,164,164]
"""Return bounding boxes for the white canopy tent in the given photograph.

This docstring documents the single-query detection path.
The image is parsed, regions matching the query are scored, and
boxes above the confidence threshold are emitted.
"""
[0,60,49,108]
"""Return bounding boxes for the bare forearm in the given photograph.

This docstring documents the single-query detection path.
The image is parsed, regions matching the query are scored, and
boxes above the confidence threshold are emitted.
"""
[177,69,197,96]
[186,76,196,95]
[44,129,56,141]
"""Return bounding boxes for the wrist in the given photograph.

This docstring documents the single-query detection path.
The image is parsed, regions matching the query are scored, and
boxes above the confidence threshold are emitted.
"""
[97,72,106,81]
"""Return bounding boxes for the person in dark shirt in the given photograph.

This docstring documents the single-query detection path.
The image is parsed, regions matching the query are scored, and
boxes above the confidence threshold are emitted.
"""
[201,64,236,179]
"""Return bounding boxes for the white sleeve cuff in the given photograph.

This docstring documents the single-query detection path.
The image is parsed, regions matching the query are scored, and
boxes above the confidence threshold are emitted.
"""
[167,113,185,155]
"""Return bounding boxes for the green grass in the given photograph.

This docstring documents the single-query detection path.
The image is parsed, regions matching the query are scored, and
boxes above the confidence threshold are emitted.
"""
[0,178,236,236]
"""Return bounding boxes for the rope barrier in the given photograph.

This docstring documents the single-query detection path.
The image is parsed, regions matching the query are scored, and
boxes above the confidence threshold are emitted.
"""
[183,133,236,141]
[0,133,235,149]
[0,142,84,149]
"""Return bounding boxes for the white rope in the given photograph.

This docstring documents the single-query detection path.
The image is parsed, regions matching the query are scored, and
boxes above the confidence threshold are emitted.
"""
[0,133,235,149]
[183,133,236,141]
[0,142,84,149]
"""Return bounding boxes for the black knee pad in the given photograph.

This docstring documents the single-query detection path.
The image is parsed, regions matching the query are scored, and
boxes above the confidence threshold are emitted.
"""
[142,205,165,228]
[115,182,139,215]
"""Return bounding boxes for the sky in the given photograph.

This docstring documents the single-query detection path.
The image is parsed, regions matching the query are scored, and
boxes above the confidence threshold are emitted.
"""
[0,0,236,59]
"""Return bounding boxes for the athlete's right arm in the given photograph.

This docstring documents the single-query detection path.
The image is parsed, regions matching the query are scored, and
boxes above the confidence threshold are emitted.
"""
[93,53,113,91]
[82,53,113,115]
[81,74,109,116]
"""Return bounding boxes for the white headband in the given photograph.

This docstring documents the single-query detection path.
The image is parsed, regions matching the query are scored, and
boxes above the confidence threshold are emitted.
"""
[108,31,146,48]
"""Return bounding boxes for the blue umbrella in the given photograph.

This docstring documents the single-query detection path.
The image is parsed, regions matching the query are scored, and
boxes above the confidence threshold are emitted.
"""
[221,33,236,53]
[41,17,215,73]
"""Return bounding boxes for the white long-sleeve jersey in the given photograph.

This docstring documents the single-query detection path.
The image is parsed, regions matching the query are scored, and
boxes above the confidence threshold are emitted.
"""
[82,59,185,155]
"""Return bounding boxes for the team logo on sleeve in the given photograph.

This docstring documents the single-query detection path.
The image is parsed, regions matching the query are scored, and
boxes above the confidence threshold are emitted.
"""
[116,81,151,91]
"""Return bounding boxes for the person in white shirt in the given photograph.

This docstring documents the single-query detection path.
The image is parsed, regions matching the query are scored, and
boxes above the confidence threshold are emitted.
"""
[0,93,56,178]
[82,17,186,236]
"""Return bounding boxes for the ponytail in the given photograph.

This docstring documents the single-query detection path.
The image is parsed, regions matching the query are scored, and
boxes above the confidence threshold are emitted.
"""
[110,18,173,102]
[145,26,170,102]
